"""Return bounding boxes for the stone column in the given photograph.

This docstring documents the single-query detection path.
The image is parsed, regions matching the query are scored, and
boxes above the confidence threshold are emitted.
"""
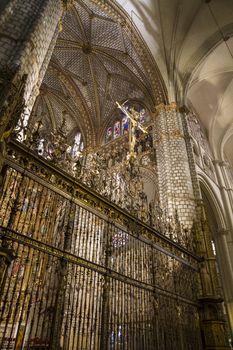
[153,103,231,348]
[212,160,233,337]
[213,160,233,267]
[215,228,233,337]
[0,0,66,143]
[153,102,196,228]
[182,108,231,349]
[0,0,69,318]
[0,0,63,166]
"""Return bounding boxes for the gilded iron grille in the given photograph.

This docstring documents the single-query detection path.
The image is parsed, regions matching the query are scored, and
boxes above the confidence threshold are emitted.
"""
[0,142,203,349]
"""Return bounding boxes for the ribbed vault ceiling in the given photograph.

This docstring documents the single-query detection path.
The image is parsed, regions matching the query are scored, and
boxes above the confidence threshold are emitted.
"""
[32,0,233,168]
[32,0,166,147]
[116,0,233,167]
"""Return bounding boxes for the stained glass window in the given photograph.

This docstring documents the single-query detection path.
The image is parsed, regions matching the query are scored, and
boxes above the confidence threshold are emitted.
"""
[70,132,84,158]
[139,108,146,123]
[113,121,121,139]
[122,116,129,134]
[105,101,150,143]
[106,126,113,142]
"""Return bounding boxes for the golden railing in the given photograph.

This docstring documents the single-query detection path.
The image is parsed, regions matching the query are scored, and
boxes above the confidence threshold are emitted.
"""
[0,140,203,349]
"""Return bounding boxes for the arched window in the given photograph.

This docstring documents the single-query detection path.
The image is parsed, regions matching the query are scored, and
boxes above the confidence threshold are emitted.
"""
[69,132,84,158]
[105,101,150,143]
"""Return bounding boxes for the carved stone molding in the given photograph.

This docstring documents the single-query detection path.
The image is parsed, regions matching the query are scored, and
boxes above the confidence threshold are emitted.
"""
[155,102,178,113]
[217,228,230,236]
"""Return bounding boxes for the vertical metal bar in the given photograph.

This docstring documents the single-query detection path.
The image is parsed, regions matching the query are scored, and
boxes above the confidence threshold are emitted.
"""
[32,184,49,241]
[13,247,42,350]
[93,214,98,264]
[120,279,124,350]
[99,219,111,350]
[0,240,19,321]
[63,202,76,349]
[91,270,98,350]
[63,263,70,350]
[80,208,87,260]
[5,244,29,350]
[0,241,20,348]
[67,264,78,350]
[89,269,96,349]
[76,266,86,349]
[50,197,74,349]
[75,206,83,257]
[122,279,126,350]
[0,167,13,217]
[118,279,122,350]
[141,288,145,350]
[88,211,94,263]
[71,205,80,255]
[82,268,90,350]
[144,290,148,350]
[84,209,90,261]
[72,265,83,349]
[21,248,47,348]
[84,268,92,350]
[113,278,117,350]
[127,283,131,350]
[7,174,28,231]
[20,179,39,237]
[132,284,136,349]
[16,176,34,234]
[25,253,54,349]
[0,170,21,226]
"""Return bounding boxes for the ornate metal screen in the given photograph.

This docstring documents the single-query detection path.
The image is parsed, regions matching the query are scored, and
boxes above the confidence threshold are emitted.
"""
[0,141,203,349]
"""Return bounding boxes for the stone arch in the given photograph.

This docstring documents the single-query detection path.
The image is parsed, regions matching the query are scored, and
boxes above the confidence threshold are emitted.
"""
[139,166,159,204]
[198,173,226,233]
[198,173,233,334]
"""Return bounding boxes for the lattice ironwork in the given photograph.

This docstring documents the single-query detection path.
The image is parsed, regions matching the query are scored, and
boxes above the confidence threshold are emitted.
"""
[0,142,203,349]
[13,103,197,251]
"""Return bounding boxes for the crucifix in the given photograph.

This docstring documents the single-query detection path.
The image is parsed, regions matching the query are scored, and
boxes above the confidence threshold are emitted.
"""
[116,101,147,159]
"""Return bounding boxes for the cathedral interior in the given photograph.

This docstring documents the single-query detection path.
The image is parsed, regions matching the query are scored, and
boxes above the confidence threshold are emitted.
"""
[0,0,233,349]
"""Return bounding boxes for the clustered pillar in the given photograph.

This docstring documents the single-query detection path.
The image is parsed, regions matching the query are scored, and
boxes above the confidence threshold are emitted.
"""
[0,0,64,337]
[153,102,196,228]
[154,102,231,349]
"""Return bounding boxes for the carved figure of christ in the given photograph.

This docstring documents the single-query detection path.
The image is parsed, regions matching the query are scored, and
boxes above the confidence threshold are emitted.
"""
[116,101,147,159]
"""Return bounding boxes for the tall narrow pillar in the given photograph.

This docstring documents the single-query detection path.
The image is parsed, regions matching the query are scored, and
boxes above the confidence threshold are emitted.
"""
[0,0,63,170]
[153,102,196,228]
[153,103,231,349]
[0,0,68,311]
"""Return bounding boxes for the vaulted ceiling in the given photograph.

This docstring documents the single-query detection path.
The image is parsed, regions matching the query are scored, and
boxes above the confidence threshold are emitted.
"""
[32,0,166,147]
[33,0,233,168]
[116,0,233,166]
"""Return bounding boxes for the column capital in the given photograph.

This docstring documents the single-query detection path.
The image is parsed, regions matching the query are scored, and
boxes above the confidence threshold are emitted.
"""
[155,103,193,114]
[212,159,229,167]
[155,102,178,113]
[217,228,230,235]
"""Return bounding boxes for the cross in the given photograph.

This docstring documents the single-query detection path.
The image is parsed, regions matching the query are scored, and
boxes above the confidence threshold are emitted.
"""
[116,101,147,159]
